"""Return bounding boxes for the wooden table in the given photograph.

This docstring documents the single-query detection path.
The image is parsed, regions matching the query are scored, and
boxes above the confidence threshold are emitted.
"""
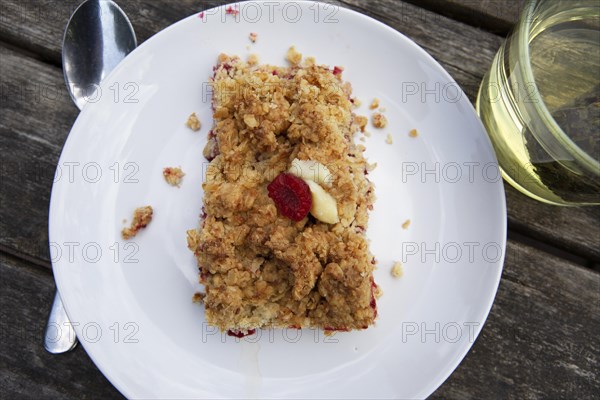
[1,1,598,398]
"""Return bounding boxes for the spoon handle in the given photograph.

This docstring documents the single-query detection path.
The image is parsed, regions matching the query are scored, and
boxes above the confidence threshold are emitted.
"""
[44,292,78,353]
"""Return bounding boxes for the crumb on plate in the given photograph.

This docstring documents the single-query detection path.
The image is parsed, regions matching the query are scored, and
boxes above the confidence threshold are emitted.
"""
[192,292,205,303]
[186,112,201,131]
[402,219,411,229]
[369,98,380,110]
[409,128,419,138]
[249,32,257,43]
[121,206,153,240]
[286,46,302,65]
[372,113,388,129]
[163,167,185,187]
[391,261,404,278]
[385,134,393,145]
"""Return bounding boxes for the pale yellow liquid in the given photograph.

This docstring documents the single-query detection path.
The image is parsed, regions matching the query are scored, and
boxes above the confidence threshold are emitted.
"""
[477,7,600,205]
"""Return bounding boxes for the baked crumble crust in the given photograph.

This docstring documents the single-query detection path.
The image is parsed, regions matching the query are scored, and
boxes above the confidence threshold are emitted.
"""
[372,112,388,129]
[187,51,378,332]
[163,167,185,187]
[391,261,404,278]
[122,206,153,239]
[186,112,201,131]
[369,98,380,110]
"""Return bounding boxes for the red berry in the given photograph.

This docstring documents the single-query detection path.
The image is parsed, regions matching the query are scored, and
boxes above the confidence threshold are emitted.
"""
[267,173,312,221]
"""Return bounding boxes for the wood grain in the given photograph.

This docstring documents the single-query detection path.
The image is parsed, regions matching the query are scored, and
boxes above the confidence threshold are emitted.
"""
[0,45,77,265]
[0,252,123,399]
[403,0,525,35]
[432,240,600,399]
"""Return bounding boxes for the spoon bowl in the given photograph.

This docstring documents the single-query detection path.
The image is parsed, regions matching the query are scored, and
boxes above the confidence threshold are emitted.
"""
[62,0,137,110]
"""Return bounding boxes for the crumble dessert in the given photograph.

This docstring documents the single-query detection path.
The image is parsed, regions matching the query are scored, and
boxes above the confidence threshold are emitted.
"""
[409,128,419,138]
[186,112,201,131]
[391,261,404,278]
[187,50,378,334]
[372,113,388,129]
[163,167,185,187]
[122,206,153,239]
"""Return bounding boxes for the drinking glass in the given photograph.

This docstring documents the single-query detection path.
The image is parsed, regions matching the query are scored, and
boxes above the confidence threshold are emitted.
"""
[477,0,600,206]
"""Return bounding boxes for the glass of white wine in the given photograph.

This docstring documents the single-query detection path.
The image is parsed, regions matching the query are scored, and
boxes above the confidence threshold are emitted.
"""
[477,0,599,206]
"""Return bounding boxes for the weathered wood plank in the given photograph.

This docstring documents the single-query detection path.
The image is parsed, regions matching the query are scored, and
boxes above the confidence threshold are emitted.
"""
[0,252,123,399]
[0,45,77,265]
[506,184,600,262]
[0,0,227,66]
[404,0,525,35]
[432,240,600,399]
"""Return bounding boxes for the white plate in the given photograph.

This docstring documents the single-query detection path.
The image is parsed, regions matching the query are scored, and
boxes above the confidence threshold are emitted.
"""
[49,2,506,398]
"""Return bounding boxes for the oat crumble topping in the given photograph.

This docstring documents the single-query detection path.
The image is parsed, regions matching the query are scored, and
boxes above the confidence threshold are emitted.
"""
[192,292,205,303]
[303,56,316,67]
[186,112,201,131]
[372,113,388,129]
[121,206,153,239]
[286,46,303,65]
[163,167,185,187]
[187,51,378,332]
[391,261,404,278]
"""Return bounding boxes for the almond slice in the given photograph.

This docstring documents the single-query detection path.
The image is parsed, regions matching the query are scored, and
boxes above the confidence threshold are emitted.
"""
[304,179,339,224]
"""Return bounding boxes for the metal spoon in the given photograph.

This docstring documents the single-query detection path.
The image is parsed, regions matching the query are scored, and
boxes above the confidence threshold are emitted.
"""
[44,0,136,354]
